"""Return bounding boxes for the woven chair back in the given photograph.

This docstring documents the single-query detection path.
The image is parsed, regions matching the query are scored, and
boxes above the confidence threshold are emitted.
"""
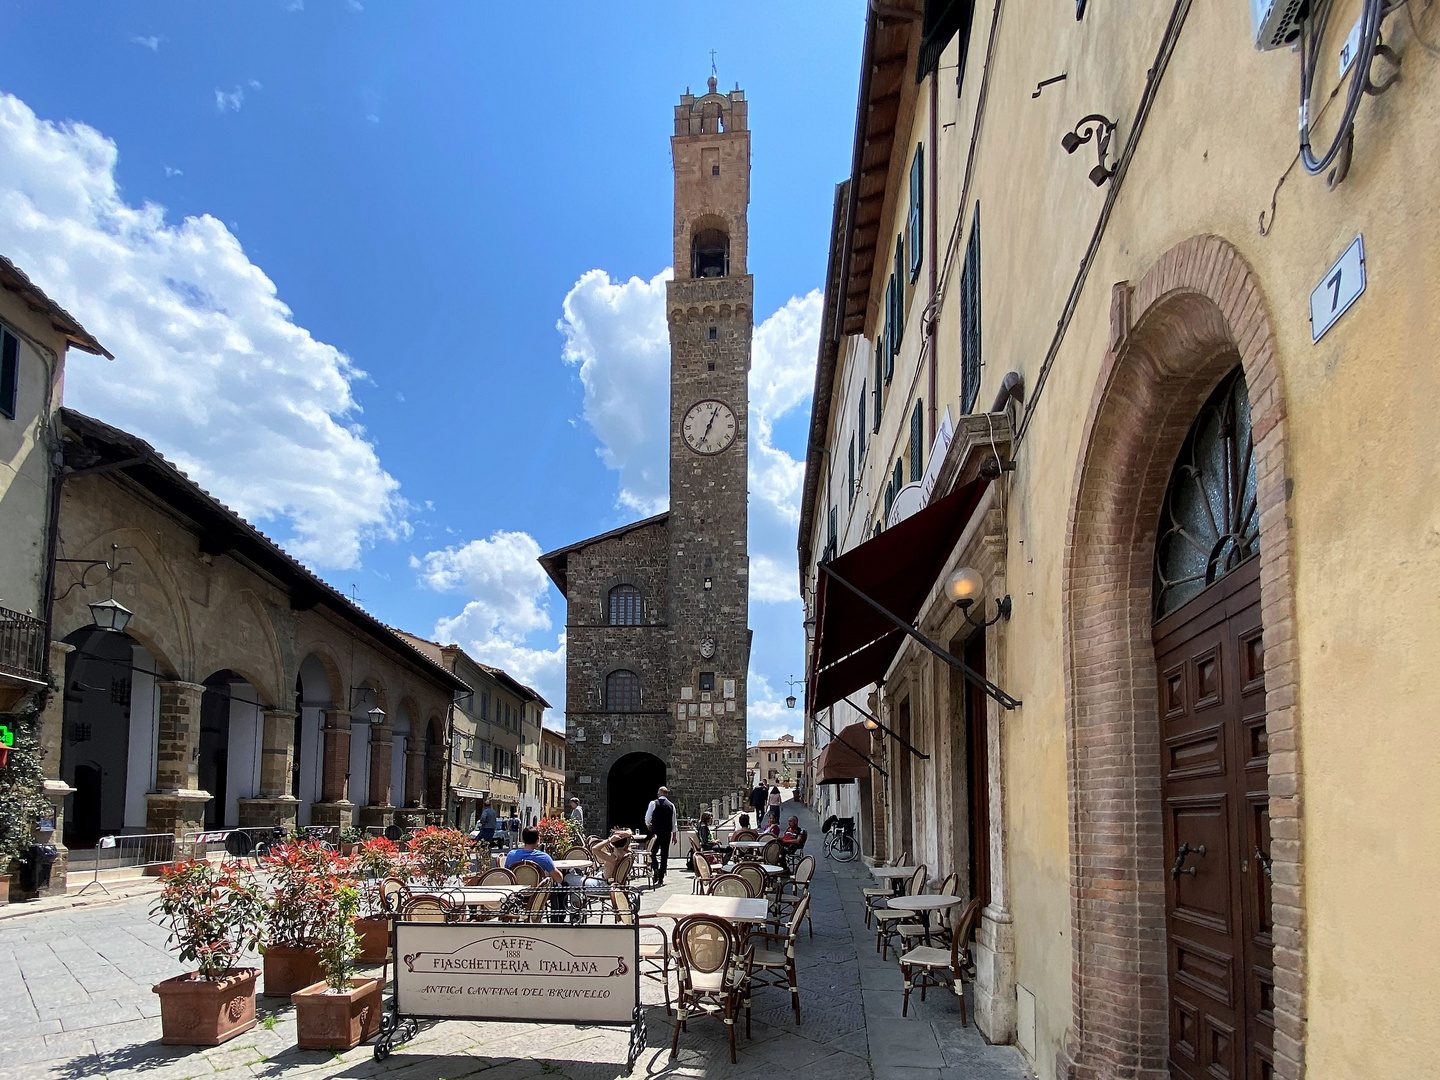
[478,866,516,886]
[735,863,767,896]
[401,895,451,922]
[510,860,544,886]
[710,874,757,898]
[792,855,816,886]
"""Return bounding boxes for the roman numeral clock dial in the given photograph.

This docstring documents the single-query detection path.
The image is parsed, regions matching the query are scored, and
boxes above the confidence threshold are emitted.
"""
[682,399,737,455]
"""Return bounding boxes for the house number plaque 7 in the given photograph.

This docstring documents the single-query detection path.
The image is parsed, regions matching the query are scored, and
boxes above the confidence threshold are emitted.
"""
[1310,235,1365,343]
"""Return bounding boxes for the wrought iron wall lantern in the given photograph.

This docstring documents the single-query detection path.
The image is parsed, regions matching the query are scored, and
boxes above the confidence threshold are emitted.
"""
[347,684,386,725]
[1061,113,1118,186]
[54,544,134,633]
[944,567,1012,630]
[785,677,803,710]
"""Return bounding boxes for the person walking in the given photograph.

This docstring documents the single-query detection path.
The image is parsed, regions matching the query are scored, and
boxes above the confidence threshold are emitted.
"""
[568,797,584,831]
[476,801,498,845]
[767,785,783,826]
[643,786,679,888]
[749,782,768,820]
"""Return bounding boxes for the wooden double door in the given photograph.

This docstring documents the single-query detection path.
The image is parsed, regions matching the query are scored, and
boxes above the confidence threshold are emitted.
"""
[1153,556,1273,1080]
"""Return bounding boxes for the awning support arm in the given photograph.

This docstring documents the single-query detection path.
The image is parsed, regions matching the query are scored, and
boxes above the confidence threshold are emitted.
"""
[819,563,1023,711]
[812,710,889,778]
[840,694,929,760]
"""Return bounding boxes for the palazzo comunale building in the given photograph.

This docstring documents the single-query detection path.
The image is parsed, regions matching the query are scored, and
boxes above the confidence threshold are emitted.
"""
[798,2,1440,1079]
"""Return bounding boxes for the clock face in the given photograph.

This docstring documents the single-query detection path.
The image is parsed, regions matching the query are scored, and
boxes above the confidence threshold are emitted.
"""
[682,399,737,455]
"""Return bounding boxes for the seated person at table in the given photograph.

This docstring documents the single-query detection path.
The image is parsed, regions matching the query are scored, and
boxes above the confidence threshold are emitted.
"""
[780,816,808,854]
[591,830,634,882]
[736,813,751,830]
[504,827,562,883]
[760,820,781,838]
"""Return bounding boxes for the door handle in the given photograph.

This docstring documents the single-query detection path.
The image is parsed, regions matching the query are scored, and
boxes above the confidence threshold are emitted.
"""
[1254,846,1273,880]
[1171,842,1206,879]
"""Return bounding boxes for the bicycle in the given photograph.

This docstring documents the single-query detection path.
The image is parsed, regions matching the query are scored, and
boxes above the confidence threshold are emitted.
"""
[822,815,858,862]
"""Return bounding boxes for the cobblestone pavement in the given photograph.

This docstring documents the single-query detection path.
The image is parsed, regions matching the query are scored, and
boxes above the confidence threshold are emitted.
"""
[0,803,1033,1080]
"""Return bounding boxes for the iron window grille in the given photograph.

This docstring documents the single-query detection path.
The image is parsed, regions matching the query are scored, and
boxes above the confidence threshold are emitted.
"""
[607,584,643,626]
[605,669,642,712]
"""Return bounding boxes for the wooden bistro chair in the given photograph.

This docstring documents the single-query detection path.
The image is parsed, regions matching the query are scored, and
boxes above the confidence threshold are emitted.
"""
[380,876,411,915]
[873,864,927,961]
[774,856,815,938]
[611,853,635,887]
[692,852,715,894]
[610,886,672,1015]
[502,881,553,923]
[510,860,544,887]
[734,863,767,899]
[862,852,908,928]
[563,845,592,862]
[400,895,454,922]
[709,874,758,899]
[670,915,754,1064]
[478,866,517,885]
[760,838,784,869]
[730,829,759,844]
[899,896,983,1022]
[745,894,810,1024]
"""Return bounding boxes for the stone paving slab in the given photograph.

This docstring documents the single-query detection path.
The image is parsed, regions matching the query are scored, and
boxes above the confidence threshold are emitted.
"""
[0,800,1034,1079]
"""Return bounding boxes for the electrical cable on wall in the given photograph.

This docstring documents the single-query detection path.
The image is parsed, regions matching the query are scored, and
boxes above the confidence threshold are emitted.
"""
[1298,0,1386,177]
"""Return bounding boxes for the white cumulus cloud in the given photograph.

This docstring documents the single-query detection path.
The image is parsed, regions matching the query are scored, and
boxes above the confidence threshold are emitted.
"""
[214,86,245,112]
[0,91,405,569]
[415,531,567,715]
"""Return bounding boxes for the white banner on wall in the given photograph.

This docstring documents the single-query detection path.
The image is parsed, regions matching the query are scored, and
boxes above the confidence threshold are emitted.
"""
[394,922,638,1024]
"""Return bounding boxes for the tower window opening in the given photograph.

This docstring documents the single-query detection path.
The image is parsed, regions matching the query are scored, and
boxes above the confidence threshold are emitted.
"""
[692,228,729,278]
[709,327,717,340]
[712,164,720,176]
[605,669,642,712]
[708,360,715,371]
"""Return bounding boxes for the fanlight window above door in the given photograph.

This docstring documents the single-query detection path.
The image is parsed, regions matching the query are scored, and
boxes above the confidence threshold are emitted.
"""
[1153,366,1260,621]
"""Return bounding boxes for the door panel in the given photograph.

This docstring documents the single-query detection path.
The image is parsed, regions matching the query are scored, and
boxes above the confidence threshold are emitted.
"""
[1155,556,1270,1080]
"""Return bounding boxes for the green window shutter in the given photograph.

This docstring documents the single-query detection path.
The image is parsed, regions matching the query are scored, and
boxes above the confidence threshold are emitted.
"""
[883,278,895,384]
[873,348,883,428]
[848,435,856,506]
[858,387,867,456]
[960,203,982,414]
[909,146,924,282]
[910,400,924,482]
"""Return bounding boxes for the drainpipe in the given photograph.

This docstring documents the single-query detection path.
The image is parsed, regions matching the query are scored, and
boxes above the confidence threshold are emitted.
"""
[927,68,939,443]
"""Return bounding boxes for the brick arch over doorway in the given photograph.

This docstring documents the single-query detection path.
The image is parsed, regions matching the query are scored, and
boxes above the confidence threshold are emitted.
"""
[1059,236,1303,1080]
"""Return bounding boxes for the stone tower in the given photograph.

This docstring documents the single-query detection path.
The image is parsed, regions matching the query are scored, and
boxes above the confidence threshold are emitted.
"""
[664,75,752,811]
[538,76,751,829]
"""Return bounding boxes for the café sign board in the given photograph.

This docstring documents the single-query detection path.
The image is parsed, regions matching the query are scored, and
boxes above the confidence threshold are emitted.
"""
[394,922,637,1024]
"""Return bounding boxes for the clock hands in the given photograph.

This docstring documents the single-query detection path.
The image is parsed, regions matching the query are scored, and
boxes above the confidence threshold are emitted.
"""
[700,404,720,444]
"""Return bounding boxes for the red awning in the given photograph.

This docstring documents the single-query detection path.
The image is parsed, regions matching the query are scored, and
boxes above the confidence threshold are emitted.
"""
[808,478,989,714]
[814,723,876,785]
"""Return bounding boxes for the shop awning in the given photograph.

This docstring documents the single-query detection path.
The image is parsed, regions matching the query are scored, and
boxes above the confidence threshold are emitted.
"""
[815,723,877,785]
[808,479,990,714]
[452,788,488,800]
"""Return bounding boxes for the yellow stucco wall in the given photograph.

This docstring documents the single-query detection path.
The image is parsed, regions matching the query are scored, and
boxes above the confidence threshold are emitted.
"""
[811,0,1440,1074]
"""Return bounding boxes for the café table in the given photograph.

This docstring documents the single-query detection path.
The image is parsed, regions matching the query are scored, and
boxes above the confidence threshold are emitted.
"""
[654,893,772,924]
[869,865,918,895]
[883,893,964,946]
[552,859,594,873]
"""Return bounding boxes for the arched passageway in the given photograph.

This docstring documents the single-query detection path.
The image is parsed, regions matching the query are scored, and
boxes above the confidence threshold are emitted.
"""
[199,670,263,829]
[293,653,333,826]
[424,718,445,811]
[607,752,666,832]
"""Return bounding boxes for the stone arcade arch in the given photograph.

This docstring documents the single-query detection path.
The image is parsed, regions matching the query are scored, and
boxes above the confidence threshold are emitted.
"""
[1060,238,1303,1080]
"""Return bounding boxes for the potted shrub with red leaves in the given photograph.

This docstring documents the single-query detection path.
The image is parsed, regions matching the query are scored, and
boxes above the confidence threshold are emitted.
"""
[291,881,383,1050]
[352,835,403,963]
[407,825,471,886]
[260,840,344,996]
[150,860,267,1046]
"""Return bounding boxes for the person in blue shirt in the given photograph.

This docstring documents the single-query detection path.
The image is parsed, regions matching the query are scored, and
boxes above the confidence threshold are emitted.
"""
[475,801,499,844]
[504,827,562,883]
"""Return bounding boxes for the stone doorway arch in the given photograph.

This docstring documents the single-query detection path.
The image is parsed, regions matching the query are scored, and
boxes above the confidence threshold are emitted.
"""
[607,752,667,832]
[1060,237,1303,1080]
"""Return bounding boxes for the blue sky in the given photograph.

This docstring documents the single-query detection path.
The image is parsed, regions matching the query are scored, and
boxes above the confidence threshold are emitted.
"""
[0,2,864,737]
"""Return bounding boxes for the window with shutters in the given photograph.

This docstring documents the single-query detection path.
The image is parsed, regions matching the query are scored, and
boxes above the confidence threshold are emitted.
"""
[885,477,895,519]
[0,327,17,420]
[847,435,856,506]
[910,400,924,482]
[893,458,904,504]
[960,204,982,414]
[908,146,924,282]
[607,583,642,625]
[883,280,895,385]
[872,348,883,427]
[605,670,642,712]
[857,387,867,457]
[826,506,838,562]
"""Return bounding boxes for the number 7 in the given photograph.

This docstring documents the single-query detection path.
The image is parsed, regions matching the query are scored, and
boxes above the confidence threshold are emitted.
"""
[1326,268,1343,311]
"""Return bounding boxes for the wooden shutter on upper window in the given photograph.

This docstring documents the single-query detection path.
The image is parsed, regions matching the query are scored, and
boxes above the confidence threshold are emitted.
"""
[908,146,924,282]
[848,435,856,506]
[858,387,867,455]
[873,345,884,423]
[960,204,982,414]
[910,400,924,482]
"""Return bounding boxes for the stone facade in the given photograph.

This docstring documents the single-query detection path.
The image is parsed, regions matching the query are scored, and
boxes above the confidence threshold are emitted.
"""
[542,78,752,828]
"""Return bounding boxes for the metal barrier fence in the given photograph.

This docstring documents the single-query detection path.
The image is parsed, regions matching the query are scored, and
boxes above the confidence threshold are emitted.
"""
[73,832,177,895]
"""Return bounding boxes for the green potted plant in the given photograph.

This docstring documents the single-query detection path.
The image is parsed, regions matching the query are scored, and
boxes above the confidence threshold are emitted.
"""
[535,816,575,857]
[336,826,365,857]
[352,835,403,963]
[291,882,384,1050]
[260,840,339,996]
[150,860,267,1045]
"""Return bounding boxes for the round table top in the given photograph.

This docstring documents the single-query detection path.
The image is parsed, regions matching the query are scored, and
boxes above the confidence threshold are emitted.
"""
[871,866,919,879]
[885,893,965,912]
[551,859,594,872]
[729,840,770,850]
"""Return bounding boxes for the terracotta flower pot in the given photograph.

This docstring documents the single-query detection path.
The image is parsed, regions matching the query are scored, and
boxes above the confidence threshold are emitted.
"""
[152,968,259,1046]
[262,944,324,997]
[354,916,390,963]
[0,873,10,904]
[291,977,384,1051]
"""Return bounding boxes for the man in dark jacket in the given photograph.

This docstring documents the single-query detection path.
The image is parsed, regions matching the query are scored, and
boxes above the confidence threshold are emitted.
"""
[749,783,768,820]
[643,787,678,887]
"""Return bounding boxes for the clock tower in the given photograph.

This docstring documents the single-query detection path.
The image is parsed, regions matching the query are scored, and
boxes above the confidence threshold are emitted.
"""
[538,75,751,829]
[664,74,752,807]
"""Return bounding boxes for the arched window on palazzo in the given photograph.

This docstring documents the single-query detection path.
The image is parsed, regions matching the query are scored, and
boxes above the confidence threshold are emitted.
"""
[607,584,642,626]
[605,669,642,712]
[1153,366,1260,620]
